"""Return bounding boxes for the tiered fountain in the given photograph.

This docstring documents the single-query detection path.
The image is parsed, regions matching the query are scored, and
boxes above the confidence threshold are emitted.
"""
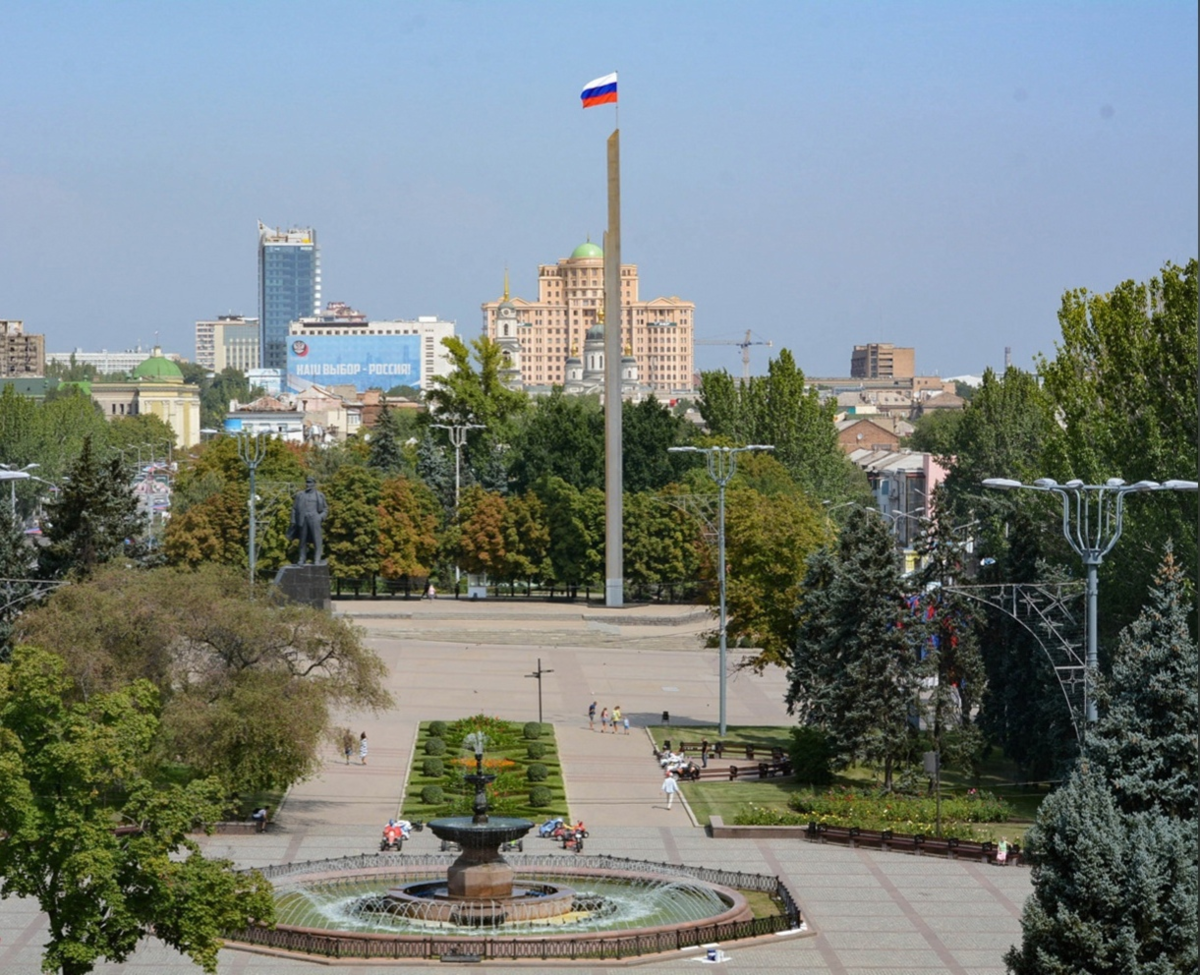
[381,733,574,924]
[241,732,803,961]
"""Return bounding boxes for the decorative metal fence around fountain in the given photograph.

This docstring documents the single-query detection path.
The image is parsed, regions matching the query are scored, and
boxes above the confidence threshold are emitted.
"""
[230,853,803,961]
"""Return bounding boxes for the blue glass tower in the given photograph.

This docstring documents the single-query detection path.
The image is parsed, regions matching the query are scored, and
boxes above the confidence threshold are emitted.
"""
[257,222,320,371]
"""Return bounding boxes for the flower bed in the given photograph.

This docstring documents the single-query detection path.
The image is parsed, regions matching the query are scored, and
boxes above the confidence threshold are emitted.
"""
[731,787,1013,840]
[402,714,567,821]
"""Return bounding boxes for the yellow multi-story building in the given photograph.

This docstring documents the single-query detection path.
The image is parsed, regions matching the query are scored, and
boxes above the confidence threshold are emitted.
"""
[481,242,695,394]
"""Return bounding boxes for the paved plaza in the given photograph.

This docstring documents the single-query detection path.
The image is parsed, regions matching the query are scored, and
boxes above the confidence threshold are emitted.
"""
[0,598,1031,974]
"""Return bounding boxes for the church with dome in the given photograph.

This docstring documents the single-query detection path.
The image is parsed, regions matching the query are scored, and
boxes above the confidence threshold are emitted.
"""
[482,241,695,399]
[89,347,202,447]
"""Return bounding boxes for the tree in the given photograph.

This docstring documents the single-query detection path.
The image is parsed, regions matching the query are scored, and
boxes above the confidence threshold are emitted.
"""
[507,391,605,494]
[622,491,701,591]
[425,335,527,429]
[499,491,551,586]
[367,406,418,476]
[722,487,828,671]
[536,476,604,594]
[699,349,863,500]
[1039,259,1198,642]
[15,564,392,795]
[455,487,508,578]
[0,507,40,662]
[1087,547,1197,820]
[162,485,249,570]
[911,510,987,770]
[622,397,695,493]
[0,645,275,975]
[376,476,440,581]
[787,506,917,788]
[322,465,383,580]
[201,367,262,432]
[1006,549,1198,974]
[38,436,144,578]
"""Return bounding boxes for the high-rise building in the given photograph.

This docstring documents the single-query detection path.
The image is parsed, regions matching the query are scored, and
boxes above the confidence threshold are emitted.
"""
[850,343,915,379]
[258,222,320,371]
[0,320,45,378]
[195,315,260,373]
[481,242,695,394]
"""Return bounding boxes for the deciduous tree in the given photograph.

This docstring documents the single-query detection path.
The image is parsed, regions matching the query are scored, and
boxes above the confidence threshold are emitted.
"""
[0,645,275,975]
[377,475,440,580]
[15,564,392,795]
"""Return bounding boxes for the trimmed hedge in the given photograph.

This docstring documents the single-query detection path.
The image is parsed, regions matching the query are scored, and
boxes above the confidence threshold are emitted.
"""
[428,720,448,737]
[425,737,446,756]
[421,785,445,805]
[529,785,552,807]
[422,757,445,778]
[526,742,548,760]
[526,763,548,783]
[523,721,543,740]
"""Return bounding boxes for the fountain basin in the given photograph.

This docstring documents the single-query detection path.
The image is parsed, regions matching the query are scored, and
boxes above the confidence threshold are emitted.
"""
[426,815,534,848]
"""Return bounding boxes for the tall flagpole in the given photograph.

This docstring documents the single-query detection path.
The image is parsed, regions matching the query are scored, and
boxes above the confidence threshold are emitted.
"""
[604,128,623,608]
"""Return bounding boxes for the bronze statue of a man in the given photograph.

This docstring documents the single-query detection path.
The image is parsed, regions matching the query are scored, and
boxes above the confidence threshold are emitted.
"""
[289,477,328,564]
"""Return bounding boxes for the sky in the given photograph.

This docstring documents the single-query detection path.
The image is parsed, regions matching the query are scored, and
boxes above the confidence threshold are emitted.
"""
[1,1,1196,380]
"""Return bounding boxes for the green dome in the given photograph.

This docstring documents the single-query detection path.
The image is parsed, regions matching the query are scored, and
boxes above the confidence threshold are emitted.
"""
[132,352,184,382]
[571,241,603,259]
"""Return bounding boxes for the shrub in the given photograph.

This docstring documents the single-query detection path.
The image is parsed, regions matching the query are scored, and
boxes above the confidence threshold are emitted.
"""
[526,742,548,760]
[422,757,444,778]
[428,720,448,737]
[421,785,445,805]
[526,763,548,782]
[789,726,834,786]
[523,721,543,740]
[529,785,552,807]
[425,737,446,756]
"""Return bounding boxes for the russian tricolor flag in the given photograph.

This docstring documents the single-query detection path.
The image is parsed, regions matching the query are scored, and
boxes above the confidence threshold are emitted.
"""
[581,72,617,109]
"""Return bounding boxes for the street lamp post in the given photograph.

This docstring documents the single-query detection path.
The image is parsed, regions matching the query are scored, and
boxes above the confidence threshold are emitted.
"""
[525,658,554,725]
[237,433,267,588]
[431,422,485,586]
[0,464,38,518]
[669,444,774,736]
[983,476,1198,722]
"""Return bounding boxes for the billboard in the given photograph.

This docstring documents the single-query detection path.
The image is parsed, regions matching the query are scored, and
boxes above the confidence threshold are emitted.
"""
[287,334,422,392]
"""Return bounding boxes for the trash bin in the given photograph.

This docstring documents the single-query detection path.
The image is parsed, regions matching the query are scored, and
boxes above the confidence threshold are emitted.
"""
[662,710,670,724]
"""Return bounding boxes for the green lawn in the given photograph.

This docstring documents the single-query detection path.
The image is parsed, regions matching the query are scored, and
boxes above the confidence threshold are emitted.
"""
[647,724,1049,841]
[402,718,569,821]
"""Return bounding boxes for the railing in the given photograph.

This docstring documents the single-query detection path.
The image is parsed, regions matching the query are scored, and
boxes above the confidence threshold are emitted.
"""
[330,576,710,604]
[232,853,802,960]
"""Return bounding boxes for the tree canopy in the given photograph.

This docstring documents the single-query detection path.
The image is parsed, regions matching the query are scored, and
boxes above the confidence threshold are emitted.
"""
[0,645,275,975]
[15,564,392,795]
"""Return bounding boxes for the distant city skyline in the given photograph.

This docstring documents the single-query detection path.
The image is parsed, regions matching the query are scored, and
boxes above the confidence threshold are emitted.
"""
[1,2,1195,379]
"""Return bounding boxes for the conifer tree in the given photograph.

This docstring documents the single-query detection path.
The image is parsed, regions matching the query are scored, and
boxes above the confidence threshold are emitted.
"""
[38,436,143,578]
[1007,548,1198,974]
[788,506,917,788]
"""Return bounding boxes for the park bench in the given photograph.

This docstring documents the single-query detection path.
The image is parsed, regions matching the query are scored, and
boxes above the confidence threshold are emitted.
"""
[660,740,787,763]
[805,822,1022,864]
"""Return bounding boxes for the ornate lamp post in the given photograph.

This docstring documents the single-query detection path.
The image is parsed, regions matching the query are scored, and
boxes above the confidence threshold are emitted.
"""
[669,444,774,736]
[432,422,485,587]
[982,476,1198,721]
[237,433,267,587]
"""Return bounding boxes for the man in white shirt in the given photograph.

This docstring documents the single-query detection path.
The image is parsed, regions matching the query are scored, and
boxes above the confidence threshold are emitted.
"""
[661,771,679,809]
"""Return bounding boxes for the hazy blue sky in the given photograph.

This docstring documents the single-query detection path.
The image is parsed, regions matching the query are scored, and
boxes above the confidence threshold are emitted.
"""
[2,1,1195,378]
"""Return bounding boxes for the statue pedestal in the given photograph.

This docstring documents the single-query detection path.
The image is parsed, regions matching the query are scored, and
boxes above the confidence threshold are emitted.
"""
[274,563,331,611]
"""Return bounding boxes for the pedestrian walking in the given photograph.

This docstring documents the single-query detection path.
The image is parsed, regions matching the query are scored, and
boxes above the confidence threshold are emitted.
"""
[588,701,597,730]
[700,738,709,768]
[342,728,355,764]
[623,715,630,734]
[612,705,622,730]
[661,770,679,809]
[359,731,369,766]
[600,707,610,732]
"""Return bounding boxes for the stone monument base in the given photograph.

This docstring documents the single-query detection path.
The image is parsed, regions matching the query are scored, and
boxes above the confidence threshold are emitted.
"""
[274,563,332,611]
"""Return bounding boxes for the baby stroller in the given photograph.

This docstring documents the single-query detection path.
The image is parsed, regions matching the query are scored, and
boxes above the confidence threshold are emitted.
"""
[538,817,564,838]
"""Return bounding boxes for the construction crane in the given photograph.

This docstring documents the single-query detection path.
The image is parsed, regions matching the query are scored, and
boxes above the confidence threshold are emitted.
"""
[695,329,773,381]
